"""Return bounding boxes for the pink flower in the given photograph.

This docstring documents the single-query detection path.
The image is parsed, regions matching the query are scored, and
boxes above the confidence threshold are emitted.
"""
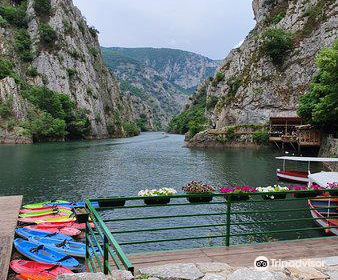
[328,182,338,189]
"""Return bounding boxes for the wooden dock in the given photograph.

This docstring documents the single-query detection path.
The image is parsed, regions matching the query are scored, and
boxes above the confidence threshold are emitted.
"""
[128,237,338,271]
[0,196,22,280]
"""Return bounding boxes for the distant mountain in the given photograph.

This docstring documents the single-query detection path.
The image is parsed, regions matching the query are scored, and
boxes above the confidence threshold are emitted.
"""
[107,47,220,91]
[101,47,220,128]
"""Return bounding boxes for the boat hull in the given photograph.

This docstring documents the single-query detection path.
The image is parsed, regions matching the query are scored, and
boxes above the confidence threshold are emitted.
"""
[308,199,338,236]
[276,170,309,184]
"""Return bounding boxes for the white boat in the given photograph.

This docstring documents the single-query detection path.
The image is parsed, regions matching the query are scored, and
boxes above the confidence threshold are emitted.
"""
[275,156,338,184]
[308,172,338,236]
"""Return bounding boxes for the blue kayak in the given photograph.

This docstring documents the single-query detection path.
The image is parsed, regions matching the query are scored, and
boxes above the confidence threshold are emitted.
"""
[28,236,96,258]
[14,238,80,270]
[16,228,73,242]
[45,201,99,208]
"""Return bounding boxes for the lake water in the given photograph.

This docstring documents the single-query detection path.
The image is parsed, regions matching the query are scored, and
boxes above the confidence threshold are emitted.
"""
[0,132,324,253]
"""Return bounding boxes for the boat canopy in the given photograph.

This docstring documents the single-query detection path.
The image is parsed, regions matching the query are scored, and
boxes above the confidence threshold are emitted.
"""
[276,156,338,162]
[308,172,338,188]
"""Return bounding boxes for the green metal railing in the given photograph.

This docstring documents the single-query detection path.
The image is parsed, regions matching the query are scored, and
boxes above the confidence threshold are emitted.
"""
[85,190,338,274]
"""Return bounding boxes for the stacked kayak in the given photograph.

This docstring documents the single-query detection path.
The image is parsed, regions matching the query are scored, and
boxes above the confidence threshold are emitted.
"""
[12,199,97,278]
[14,239,80,270]
[10,260,73,277]
[25,225,81,237]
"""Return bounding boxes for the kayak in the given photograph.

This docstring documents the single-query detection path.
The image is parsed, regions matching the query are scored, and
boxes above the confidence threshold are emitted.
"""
[10,260,73,277]
[28,237,89,258]
[45,201,99,208]
[25,225,81,237]
[17,274,54,280]
[36,216,76,224]
[23,200,69,209]
[14,239,80,270]
[20,206,72,213]
[36,221,94,229]
[19,214,72,224]
[19,209,73,218]
[16,228,73,242]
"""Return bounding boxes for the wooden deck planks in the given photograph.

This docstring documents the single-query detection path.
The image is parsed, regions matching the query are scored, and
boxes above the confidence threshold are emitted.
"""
[128,237,338,271]
[0,196,22,280]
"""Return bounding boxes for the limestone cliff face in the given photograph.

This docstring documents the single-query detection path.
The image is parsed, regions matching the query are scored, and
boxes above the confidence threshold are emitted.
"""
[206,0,337,128]
[0,0,135,142]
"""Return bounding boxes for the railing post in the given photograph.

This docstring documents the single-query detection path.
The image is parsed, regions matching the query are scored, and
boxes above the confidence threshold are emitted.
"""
[104,235,109,274]
[85,205,90,268]
[225,195,231,246]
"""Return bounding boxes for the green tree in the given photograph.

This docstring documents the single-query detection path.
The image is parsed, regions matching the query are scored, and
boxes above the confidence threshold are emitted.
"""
[0,59,13,79]
[263,27,293,64]
[297,41,338,133]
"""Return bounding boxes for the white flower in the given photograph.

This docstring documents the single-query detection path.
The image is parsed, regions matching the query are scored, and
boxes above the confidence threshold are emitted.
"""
[138,187,177,197]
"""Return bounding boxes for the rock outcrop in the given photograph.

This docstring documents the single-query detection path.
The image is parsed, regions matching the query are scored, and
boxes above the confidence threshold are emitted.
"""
[0,0,137,142]
[207,0,337,127]
[184,0,337,148]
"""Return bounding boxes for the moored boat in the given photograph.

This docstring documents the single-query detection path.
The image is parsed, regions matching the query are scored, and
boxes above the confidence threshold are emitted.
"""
[23,200,69,209]
[16,228,73,242]
[276,156,338,184]
[308,172,338,236]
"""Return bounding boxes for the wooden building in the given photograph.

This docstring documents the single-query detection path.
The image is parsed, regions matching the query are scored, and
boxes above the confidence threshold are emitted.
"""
[269,117,321,149]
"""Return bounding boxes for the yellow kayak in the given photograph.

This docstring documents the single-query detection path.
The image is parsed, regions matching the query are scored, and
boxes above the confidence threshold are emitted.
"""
[36,216,76,224]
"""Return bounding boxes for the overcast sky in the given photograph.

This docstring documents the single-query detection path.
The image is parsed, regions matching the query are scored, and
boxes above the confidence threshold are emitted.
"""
[73,0,255,60]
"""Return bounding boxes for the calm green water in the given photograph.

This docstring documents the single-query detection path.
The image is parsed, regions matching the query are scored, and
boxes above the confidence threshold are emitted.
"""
[0,132,323,253]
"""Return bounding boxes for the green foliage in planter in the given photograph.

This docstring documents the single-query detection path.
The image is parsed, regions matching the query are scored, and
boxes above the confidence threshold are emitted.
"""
[263,27,293,65]
[211,71,224,87]
[39,23,57,47]
[122,121,140,137]
[33,0,51,17]
[0,2,27,28]
[297,40,338,133]
[15,29,33,62]
[206,95,218,110]
[27,66,38,77]
[252,129,269,144]
[0,59,13,79]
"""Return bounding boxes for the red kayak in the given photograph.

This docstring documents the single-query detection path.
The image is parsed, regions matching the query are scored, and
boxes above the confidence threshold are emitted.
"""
[24,225,81,237]
[10,260,73,277]
[20,206,72,213]
[37,221,94,229]
[18,213,70,224]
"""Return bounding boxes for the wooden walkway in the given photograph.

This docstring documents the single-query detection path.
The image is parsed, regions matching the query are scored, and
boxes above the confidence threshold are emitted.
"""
[0,196,22,280]
[128,237,338,271]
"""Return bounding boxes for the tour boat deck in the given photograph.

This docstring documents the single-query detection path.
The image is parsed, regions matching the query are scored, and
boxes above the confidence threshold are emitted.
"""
[0,196,22,280]
[128,237,338,271]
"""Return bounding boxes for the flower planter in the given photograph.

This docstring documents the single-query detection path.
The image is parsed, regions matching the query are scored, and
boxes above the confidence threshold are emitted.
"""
[74,208,89,223]
[98,199,126,208]
[144,197,171,205]
[186,195,213,203]
[262,194,287,200]
[228,195,250,201]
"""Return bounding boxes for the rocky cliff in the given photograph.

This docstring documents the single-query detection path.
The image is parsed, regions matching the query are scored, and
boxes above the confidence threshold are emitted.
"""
[184,0,337,147]
[0,0,137,143]
[207,0,337,127]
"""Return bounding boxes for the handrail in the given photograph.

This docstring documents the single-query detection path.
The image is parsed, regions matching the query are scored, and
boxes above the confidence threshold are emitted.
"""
[85,190,338,275]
